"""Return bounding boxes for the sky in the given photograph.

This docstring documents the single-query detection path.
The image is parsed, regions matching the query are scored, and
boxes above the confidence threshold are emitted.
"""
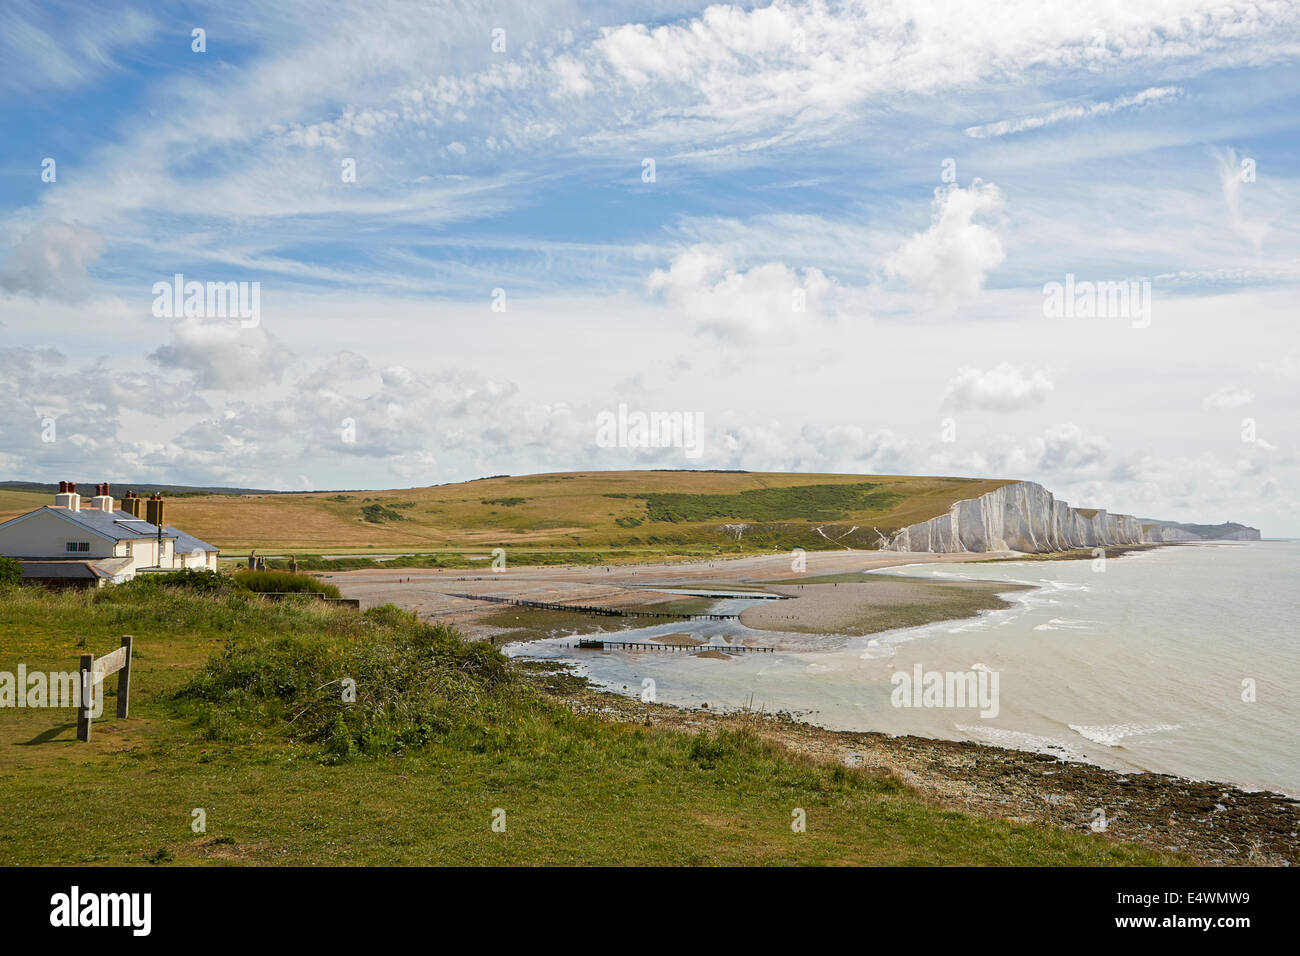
[1,0,1298,533]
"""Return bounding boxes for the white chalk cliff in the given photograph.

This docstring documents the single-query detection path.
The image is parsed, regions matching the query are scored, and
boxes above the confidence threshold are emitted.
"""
[885,481,1156,554]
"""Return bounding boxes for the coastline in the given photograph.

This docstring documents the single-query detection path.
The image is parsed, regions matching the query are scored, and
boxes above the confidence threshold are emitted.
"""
[329,542,1299,865]
[536,667,1299,866]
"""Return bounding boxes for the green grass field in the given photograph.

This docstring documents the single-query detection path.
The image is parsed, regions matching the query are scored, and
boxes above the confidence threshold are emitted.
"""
[0,581,1178,866]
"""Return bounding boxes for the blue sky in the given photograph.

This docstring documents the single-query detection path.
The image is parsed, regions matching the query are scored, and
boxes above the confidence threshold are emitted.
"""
[2,0,1298,533]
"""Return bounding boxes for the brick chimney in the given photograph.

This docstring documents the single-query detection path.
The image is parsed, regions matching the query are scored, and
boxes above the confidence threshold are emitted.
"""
[120,490,143,518]
[90,482,114,513]
[54,480,80,511]
[145,493,166,528]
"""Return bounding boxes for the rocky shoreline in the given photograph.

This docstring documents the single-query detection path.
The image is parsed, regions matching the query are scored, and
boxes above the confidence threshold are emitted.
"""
[542,672,1299,866]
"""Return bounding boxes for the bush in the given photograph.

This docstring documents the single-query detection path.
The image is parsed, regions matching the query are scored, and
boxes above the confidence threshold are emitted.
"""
[178,603,511,761]
[360,504,405,523]
[232,569,341,599]
[0,556,22,588]
[146,569,230,592]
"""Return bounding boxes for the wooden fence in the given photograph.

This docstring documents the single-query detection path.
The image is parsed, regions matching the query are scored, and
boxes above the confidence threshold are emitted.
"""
[77,634,132,742]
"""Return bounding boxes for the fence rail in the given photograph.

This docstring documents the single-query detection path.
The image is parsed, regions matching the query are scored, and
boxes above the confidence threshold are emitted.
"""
[77,634,132,742]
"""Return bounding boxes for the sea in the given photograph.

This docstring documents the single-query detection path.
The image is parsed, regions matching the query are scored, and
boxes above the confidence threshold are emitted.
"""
[509,540,1300,795]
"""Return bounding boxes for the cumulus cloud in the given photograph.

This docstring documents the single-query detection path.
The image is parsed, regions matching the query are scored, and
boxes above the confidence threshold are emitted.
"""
[931,423,1110,481]
[1038,423,1110,474]
[648,244,846,338]
[799,424,914,473]
[885,182,1005,301]
[148,319,291,391]
[1202,385,1254,410]
[0,220,103,301]
[942,364,1054,412]
[0,346,136,477]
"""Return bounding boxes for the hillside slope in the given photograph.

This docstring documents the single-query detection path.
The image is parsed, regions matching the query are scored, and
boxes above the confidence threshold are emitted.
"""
[0,471,1012,554]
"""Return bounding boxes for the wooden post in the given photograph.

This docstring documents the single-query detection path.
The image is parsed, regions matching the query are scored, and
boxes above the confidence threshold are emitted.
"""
[116,634,133,719]
[77,652,93,742]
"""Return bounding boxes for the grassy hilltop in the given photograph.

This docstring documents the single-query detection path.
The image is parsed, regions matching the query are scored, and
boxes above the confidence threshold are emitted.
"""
[0,472,1012,558]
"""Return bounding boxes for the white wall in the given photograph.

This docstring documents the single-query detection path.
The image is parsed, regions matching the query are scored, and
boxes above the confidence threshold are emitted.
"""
[0,510,116,559]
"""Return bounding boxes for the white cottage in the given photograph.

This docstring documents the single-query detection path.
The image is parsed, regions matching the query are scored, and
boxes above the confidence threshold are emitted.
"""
[0,482,219,586]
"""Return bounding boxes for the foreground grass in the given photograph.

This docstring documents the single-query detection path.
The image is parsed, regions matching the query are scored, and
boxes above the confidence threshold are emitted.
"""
[0,584,1178,866]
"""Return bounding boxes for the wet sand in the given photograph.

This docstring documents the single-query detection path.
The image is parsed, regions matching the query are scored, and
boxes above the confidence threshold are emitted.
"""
[739,579,1029,635]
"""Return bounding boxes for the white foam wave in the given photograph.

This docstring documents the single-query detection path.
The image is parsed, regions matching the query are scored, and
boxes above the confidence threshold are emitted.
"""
[1033,617,1102,631]
[1068,722,1182,746]
[954,723,1088,762]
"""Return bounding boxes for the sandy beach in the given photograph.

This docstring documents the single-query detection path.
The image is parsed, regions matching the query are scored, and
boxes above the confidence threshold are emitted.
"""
[322,547,1021,639]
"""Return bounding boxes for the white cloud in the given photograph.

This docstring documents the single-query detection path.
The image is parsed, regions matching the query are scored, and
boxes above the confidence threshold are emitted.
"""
[1202,385,1255,410]
[0,0,156,94]
[648,244,846,338]
[964,86,1183,138]
[942,364,1054,412]
[1214,147,1270,251]
[148,319,291,391]
[885,182,1005,301]
[1038,423,1110,474]
[0,220,104,301]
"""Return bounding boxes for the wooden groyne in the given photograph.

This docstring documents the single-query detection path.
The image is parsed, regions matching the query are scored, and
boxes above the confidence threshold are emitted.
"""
[441,592,739,621]
[572,639,773,654]
[640,589,787,601]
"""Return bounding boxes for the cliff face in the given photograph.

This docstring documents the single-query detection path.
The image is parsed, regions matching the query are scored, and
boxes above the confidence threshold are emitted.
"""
[883,481,1255,554]
[1140,520,1262,542]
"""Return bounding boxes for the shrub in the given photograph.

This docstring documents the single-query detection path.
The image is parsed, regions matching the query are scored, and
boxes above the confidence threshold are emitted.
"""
[178,603,511,761]
[361,504,405,523]
[147,569,230,592]
[0,556,22,588]
[232,569,341,598]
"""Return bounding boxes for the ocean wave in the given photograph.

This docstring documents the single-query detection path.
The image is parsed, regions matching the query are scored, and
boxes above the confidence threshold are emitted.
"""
[1033,617,1102,631]
[1068,722,1182,747]
[954,724,1088,762]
